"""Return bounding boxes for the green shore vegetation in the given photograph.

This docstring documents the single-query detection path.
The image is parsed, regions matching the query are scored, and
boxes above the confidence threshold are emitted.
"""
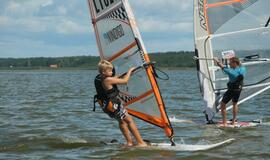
[0,51,195,70]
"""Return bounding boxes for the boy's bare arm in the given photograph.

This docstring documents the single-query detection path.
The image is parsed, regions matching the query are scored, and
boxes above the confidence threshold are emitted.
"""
[106,67,135,85]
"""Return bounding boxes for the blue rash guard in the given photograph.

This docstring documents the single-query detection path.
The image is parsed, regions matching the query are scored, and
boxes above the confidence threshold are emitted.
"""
[223,66,246,83]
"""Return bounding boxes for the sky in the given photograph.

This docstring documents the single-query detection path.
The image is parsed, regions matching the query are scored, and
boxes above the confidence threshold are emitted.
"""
[0,0,194,58]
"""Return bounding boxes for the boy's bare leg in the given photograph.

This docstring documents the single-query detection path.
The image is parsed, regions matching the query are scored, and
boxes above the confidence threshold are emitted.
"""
[119,120,133,146]
[232,102,238,125]
[221,102,227,127]
[124,114,147,147]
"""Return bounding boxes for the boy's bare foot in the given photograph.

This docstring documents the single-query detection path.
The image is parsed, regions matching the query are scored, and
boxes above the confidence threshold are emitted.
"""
[135,142,148,147]
[231,119,237,125]
[221,123,227,127]
[125,142,133,147]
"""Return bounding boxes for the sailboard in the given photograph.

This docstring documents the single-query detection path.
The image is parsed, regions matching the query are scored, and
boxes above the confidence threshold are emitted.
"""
[149,138,234,151]
[103,138,235,151]
[87,0,174,144]
[215,119,262,128]
[194,0,270,122]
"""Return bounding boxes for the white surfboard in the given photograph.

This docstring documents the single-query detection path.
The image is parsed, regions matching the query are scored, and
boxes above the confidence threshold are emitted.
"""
[216,120,262,128]
[103,138,234,151]
[170,116,263,128]
[149,138,234,151]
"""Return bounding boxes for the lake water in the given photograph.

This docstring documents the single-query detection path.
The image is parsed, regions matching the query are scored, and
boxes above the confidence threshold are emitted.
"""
[0,69,269,160]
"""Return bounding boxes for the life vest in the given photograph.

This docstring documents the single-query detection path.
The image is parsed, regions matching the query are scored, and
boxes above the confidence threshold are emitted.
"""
[227,74,244,91]
[93,74,122,118]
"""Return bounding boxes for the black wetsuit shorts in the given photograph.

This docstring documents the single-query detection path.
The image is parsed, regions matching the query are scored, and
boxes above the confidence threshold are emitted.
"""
[222,89,241,104]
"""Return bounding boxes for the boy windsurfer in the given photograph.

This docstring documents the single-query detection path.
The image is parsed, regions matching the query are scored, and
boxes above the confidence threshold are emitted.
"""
[96,60,147,147]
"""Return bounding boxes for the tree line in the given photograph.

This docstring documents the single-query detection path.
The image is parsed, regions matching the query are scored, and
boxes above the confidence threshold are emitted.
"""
[0,51,196,69]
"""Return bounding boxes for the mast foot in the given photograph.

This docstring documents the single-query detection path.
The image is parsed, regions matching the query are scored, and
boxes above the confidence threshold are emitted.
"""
[170,137,176,146]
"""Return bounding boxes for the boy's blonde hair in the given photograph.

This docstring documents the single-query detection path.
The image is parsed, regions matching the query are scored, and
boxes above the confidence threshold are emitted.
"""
[98,60,113,73]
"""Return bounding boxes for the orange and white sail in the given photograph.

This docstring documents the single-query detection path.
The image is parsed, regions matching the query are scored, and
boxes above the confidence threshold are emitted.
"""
[194,0,270,122]
[88,0,174,141]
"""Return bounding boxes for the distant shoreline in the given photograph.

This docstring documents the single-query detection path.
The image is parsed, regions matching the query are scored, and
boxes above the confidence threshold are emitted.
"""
[0,66,195,71]
[0,51,196,69]
[0,67,96,71]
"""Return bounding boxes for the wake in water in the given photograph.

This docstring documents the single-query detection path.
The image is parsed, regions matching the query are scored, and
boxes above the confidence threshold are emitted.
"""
[169,116,195,123]
[60,135,88,144]
[0,135,93,153]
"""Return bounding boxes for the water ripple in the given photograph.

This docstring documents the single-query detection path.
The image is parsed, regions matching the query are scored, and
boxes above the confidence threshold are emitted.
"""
[0,70,269,159]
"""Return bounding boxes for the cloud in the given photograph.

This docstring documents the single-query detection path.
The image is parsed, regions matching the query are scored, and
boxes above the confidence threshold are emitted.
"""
[133,0,191,12]
[5,0,54,16]
[55,19,89,34]
[0,15,91,35]
[1,0,91,35]
[0,16,47,32]
[130,0,192,20]
[138,18,192,33]
[0,16,9,26]
[144,37,194,52]
[41,0,53,7]
[6,1,20,12]
[129,0,194,51]
[130,0,193,33]
[0,36,96,58]
[0,0,194,58]
[57,6,67,15]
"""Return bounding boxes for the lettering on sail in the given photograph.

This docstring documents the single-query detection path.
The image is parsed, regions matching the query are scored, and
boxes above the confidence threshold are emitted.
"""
[198,0,207,31]
[93,0,119,14]
[103,24,125,44]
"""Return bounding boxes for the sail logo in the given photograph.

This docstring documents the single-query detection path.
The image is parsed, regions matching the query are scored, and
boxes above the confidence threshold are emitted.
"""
[93,0,119,14]
[198,0,207,31]
[103,24,125,44]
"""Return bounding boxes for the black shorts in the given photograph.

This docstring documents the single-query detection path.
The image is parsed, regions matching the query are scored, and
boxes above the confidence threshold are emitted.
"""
[222,89,242,104]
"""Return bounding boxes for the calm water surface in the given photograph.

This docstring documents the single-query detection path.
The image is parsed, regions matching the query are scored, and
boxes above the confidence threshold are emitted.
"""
[0,70,269,160]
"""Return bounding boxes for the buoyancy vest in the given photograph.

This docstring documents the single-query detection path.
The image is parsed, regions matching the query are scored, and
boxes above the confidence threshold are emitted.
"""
[93,74,122,117]
[227,74,244,91]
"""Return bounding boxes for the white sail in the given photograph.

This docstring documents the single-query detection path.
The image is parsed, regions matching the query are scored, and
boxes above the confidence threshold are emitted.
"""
[88,0,174,141]
[194,0,270,121]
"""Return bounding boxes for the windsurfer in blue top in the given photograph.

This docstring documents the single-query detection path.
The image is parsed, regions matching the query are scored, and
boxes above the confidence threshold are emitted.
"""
[214,57,246,126]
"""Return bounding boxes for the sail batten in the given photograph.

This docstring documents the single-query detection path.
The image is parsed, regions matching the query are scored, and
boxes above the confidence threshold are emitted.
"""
[207,0,248,8]
[108,41,137,62]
